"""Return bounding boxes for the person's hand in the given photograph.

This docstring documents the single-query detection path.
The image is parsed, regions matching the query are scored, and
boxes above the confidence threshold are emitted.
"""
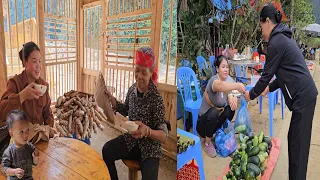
[33,149,39,157]
[105,90,116,107]
[51,122,60,139]
[14,168,24,179]
[32,149,40,165]
[228,95,238,111]
[130,121,149,139]
[49,127,56,138]
[19,82,42,103]
[53,132,61,139]
[244,91,251,102]
[261,86,269,96]
[52,123,61,139]
[236,83,246,94]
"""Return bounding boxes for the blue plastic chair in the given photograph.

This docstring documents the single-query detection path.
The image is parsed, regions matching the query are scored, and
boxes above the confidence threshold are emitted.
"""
[177,59,198,120]
[181,59,201,86]
[197,56,211,92]
[209,56,216,74]
[177,128,205,180]
[177,67,202,135]
[246,78,285,137]
[260,89,285,137]
[181,59,192,68]
[252,48,258,53]
[234,65,249,83]
[196,56,209,72]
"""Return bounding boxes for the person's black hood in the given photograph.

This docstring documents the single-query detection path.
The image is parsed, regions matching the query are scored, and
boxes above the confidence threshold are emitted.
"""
[270,23,292,40]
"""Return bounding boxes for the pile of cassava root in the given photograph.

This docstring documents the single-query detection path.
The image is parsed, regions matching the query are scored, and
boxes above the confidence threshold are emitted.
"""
[53,90,109,140]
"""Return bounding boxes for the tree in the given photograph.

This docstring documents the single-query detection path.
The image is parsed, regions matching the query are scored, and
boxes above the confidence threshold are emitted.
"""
[283,0,316,43]
[177,0,318,66]
[179,0,211,63]
[219,2,262,51]
[178,0,265,63]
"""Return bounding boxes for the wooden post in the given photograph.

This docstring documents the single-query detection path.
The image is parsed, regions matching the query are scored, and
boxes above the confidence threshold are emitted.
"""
[37,0,46,80]
[77,0,84,91]
[0,0,8,96]
[101,0,106,74]
[165,0,174,84]
[150,0,164,71]
[157,83,177,160]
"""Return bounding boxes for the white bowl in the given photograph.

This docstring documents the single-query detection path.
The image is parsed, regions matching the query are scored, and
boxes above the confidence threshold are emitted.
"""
[34,84,47,96]
[232,90,238,94]
[125,121,139,132]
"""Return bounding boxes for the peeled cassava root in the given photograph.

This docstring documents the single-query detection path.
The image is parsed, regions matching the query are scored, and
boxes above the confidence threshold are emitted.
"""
[54,90,109,140]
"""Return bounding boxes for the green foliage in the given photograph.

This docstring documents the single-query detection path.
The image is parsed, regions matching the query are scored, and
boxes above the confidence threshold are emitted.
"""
[283,0,316,43]
[178,0,318,62]
[180,0,210,63]
[219,2,262,51]
[305,37,320,47]
[160,0,177,66]
[179,0,263,63]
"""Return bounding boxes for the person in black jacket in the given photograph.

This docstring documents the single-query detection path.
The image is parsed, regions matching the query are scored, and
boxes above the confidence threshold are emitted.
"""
[244,4,318,180]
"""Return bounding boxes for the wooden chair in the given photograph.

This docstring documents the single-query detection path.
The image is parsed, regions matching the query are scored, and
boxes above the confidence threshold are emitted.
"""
[122,160,140,180]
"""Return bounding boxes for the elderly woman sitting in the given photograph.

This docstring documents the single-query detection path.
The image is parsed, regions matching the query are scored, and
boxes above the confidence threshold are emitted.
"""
[102,47,168,180]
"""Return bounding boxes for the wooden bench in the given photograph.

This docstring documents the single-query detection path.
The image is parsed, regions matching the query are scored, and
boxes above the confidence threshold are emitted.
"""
[122,160,140,180]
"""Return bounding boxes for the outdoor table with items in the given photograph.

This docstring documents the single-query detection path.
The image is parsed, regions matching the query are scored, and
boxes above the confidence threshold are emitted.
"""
[177,128,205,180]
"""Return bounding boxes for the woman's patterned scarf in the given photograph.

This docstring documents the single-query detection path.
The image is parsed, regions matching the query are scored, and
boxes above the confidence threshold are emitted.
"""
[135,47,158,85]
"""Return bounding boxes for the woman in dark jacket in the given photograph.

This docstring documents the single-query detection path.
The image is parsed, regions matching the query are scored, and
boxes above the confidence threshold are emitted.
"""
[244,4,318,180]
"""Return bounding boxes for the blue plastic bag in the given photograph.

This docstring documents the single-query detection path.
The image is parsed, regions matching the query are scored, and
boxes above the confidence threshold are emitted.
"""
[215,119,237,157]
[234,97,252,135]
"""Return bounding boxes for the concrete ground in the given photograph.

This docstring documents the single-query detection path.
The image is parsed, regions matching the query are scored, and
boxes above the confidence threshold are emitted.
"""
[177,58,320,180]
[90,124,176,180]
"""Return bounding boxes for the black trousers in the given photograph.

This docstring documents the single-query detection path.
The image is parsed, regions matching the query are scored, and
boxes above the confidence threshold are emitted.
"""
[196,105,235,138]
[102,136,160,180]
[288,98,317,180]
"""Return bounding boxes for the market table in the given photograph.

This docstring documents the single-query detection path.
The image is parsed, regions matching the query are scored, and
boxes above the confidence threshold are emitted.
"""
[0,138,110,180]
[228,60,264,81]
[228,59,263,66]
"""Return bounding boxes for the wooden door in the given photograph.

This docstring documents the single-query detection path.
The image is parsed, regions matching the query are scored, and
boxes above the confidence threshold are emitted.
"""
[82,2,104,95]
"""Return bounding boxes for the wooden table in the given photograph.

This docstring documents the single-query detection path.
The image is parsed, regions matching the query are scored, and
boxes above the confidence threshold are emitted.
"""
[0,138,110,180]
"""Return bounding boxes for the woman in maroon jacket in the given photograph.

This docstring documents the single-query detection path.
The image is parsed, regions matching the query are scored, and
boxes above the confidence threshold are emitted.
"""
[0,42,54,156]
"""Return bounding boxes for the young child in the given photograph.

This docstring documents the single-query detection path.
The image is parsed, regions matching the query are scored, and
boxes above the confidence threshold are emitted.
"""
[1,110,39,179]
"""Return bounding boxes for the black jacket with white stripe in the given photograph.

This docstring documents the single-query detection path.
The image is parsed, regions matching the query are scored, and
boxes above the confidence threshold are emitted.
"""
[249,23,318,111]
